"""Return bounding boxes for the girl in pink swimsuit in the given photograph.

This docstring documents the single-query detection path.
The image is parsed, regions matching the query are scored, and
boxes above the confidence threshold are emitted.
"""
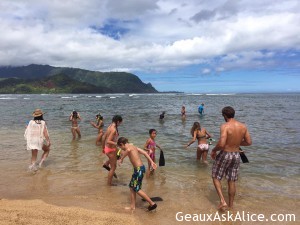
[144,129,162,176]
[102,115,123,185]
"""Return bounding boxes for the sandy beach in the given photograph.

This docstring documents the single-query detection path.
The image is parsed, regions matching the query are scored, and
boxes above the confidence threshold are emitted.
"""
[0,198,138,225]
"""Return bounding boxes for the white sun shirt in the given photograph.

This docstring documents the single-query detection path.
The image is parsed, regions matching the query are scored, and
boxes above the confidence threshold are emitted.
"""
[24,120,49,150]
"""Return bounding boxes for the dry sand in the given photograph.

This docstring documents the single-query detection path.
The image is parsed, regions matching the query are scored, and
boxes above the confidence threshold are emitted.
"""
[0,199,138,225]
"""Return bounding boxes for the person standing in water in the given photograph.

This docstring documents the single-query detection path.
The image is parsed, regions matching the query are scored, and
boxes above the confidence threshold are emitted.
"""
[211,106,252,210]
[186,122,212,163]
[144,129,162,177]
[102,115,123,186]
[69,111,81,140]
[24,109,51,170]
[90,113,104,146]
[159,111,165,120]
[198,103,204,115]
[181,106,186,120]
[117,137,157,211]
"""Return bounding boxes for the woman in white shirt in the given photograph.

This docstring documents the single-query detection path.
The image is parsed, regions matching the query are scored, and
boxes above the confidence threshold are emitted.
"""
[24,109,51,170]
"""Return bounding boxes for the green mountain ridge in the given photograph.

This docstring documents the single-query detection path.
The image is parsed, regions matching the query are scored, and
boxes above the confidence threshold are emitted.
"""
[0,74,113,94]
[0,64,158,93]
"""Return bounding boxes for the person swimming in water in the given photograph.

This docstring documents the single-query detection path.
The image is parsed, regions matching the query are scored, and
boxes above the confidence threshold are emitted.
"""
[90,113,104,146]
[69,111,81,140]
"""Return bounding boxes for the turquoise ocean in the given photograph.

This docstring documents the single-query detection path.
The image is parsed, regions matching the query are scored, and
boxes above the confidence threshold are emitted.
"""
[0,93,299,224]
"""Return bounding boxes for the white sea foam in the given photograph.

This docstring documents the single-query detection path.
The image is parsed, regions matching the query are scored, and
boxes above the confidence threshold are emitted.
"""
[0,97,17,100]
[206,93,236,96]
[187,93,203,96]
[220,93,236,95]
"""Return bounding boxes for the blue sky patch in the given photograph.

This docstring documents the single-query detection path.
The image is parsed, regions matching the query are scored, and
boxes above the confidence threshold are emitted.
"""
[91,19,131,40]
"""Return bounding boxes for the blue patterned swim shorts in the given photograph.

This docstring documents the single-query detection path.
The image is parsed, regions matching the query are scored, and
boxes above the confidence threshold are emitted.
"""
[129,165,146,192]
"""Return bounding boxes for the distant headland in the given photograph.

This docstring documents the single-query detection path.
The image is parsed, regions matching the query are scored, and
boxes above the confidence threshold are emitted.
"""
[0,64,158,94]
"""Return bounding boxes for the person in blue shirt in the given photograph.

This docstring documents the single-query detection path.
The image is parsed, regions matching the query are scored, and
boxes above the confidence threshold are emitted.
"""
[198,103,204,115]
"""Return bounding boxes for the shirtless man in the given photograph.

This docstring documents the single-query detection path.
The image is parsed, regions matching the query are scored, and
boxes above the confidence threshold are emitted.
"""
[117,137,157,211]
[211,106,252,210]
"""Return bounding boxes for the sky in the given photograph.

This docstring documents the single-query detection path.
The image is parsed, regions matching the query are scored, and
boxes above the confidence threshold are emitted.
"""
[0,0,299,93]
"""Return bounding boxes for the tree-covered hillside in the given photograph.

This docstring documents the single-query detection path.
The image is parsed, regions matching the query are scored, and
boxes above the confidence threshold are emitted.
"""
[0,64,158,93]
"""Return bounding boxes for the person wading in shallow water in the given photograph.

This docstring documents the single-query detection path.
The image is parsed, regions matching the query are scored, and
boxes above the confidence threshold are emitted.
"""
[186,122,212,164]
[211,106,252,210]
[69,111,81,140]
[24,109,51,171]
[198,103,204,115]
[90,113,104,146]
[102,115,123,186]
[117,137,157,211]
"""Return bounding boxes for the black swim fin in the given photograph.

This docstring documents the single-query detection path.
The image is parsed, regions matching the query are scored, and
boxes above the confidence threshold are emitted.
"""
[159,150,165,166]
[239,148,249,163]
[142,197,163,202]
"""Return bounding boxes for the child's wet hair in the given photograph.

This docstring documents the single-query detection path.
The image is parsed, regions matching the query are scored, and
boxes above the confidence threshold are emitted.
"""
[72,111,78,119]
[117,137,128,146]
[112,115,123,123]
[149,129,156,135]
[96,114,103,120]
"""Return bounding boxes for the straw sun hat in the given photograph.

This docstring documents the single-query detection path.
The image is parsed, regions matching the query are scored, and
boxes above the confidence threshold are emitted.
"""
[32,108,45,117]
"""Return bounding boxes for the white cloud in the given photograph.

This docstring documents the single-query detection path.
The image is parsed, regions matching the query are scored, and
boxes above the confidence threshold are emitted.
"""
[0,0,299,74]
[202,68,211,74]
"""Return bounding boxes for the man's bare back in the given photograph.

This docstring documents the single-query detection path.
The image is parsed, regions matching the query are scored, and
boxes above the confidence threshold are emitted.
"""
[221,119,251,152]
[211,106,251,158]
[211,106,252,210]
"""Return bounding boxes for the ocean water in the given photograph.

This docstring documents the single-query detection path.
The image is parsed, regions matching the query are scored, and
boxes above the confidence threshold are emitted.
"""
[0,93,299,224]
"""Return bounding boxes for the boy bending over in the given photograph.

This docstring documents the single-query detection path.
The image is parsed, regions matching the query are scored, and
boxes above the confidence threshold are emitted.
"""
[117,137,157,211]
